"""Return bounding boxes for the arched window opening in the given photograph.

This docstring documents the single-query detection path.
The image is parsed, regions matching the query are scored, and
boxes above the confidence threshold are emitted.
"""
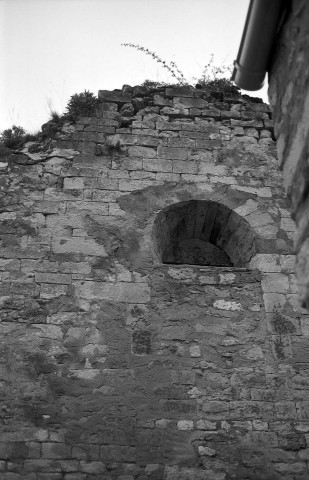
[152,200,255,267]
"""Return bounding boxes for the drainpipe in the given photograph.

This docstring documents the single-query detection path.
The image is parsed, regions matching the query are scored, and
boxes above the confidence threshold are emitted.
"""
[231,0,287,91]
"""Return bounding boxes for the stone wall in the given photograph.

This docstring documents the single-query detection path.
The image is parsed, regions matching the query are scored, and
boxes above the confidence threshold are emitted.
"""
[268,0,309,310]
[0,84,308,479]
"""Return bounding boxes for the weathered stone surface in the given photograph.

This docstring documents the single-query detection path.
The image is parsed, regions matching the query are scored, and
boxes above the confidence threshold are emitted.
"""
[0,84,305,480]
[75,281,150,302]
[269,1,309,309]
[98,90,131,104]
[52,237,107,256]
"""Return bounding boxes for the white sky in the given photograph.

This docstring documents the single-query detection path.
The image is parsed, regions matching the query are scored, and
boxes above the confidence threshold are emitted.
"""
[0,0,268,132]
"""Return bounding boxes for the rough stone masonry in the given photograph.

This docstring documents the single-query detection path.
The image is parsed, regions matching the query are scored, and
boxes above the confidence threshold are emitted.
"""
[0,84,308,479]
[268,0,309,313]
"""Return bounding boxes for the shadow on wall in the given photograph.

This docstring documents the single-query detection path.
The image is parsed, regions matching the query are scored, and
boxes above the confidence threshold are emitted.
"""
[152,200,256,267]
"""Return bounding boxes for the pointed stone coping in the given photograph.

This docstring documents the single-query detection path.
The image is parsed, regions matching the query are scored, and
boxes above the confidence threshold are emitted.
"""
[153,200,256,267]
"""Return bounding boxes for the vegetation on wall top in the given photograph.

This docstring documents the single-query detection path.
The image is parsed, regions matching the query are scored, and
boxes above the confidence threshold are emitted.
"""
[0,90,100,155]
[121,44,240,95]
[0,48,262,155]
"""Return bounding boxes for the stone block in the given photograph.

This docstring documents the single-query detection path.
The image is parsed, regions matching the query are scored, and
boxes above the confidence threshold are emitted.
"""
[177,420,194,430]
[280,217,296,232]
[156,172,181,182]
[143,158,173,173]
[156,120,182,131]
[196,420,217,430]
[167,137,195,147]
[200,108,221,119]
[100,445,135,462]
[161,400,196,415]
[0,443,30,459]
[198,163,226,176]
[132,330,152,355]
[242,431,278,448]
[190,150,213,162]
[165,465,225,480]
[59,262,91,275]
[220,110,241,119]
[263,293,286,312]
[71,445,99,460]
[119,179,159,191]
[275,401,297,419]
[154,419,171,430]
[261,273,289,293]
[230,401,275,419]
[35,273,71,284]
[300,316,309,335]
[249,254,281,272]
[52,238,107,256]
[157,146,188,160]
[128,146,156,158]
[153,95,172,106]
[80,461,106,474]
[63,178,84,190]
[75,281,150,303]
[63,474,86,480]
[41,443,72,459]
[266,448,296,463]
[252,420,268,431]
[98,90,131,105]
[197,446,216,456]
[201,401,229,415]
[165,86,195,97]
[173,97,209,109]
[33,201,66,214]
[172,161,198,174]
[179,130,209,139]
[112,157,143,171]
[298,448,309,460]
[37,475,63,480]
[246,212,274,228]
[213,299,241,311]
[189,345,201,357]
[292,338,309,363]
[40,284,69,299]
[66,201,109,215]
[91,178,119,190]
[273,462,307,474]
[255,224,278,238]
[160,326,191,341]
[266,311,300,335]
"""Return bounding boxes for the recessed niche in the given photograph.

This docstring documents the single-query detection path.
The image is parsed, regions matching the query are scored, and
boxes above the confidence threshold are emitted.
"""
[152,200,255,267]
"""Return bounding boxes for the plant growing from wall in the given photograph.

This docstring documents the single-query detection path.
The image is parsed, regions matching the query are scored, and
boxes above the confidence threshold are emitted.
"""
[0,125,26,148]
[0,125,39,150]
[40,90,100,139]
[49,110,63,124]
[106,134,125,154]
[121,44,239,93]
[121,43,188,85]
[141,79,170,89]
[65,90,100,120]
[194,54,239,94]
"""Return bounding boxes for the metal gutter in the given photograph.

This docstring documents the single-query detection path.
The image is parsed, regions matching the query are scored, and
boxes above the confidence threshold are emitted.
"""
[231,0,287,91]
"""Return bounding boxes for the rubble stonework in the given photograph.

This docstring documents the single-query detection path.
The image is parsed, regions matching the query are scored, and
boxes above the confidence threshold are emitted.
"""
[0,84,307,479]
[268,0,309,310]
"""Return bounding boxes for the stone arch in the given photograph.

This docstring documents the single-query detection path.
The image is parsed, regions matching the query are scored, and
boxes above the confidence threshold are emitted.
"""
[152,200,256,267]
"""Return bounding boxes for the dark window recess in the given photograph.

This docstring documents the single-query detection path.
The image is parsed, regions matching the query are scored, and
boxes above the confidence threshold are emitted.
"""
[163,239,232,266]
[153,200,255,267]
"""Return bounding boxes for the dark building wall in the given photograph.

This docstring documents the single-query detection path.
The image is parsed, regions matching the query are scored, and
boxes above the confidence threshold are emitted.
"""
[0,85,307,479]
[268,0,309,309]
